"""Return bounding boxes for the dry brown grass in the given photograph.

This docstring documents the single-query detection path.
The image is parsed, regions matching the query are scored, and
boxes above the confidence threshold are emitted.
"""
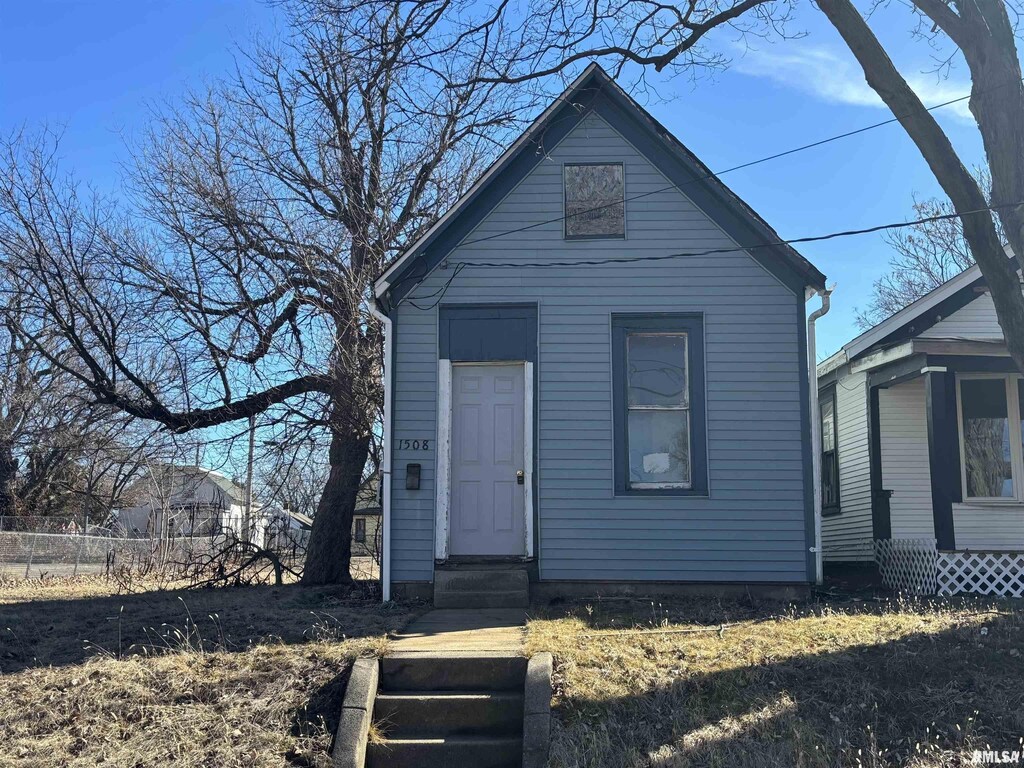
[527,595,1024,768]
[0,575,416,767]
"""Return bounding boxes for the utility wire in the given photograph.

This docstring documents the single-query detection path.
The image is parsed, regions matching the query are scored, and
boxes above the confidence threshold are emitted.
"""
[456,83,1005,250]
[401,201,1018,310]
[457,201,1017,269]
[396,75,1024,307]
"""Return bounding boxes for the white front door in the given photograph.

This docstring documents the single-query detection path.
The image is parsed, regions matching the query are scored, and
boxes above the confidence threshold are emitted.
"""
[449,364,526,556]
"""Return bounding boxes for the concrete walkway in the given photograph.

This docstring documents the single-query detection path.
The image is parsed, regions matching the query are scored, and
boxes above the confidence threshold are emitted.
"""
[389,608,527,653]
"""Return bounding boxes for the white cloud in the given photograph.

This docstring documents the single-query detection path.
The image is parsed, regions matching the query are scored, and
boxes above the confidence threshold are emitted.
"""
[732,44,974,122]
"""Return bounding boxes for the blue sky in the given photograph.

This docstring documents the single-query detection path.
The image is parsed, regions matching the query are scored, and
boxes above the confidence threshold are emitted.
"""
[0,0,988,358]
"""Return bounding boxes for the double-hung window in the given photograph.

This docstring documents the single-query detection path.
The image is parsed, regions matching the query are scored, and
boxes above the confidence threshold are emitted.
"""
[354,517,367,543]
[820,386,840,514]
[612,314,707,496]
[958,374,1024,501]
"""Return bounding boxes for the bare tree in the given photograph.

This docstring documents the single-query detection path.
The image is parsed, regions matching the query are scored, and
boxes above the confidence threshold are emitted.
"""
[0,288,160,523]
[0,297,53,517]
[442,0,1024,371]
[258,431,331,519]
[855,192,987,328]
[816,0,1024,370]
[0,1,529,583]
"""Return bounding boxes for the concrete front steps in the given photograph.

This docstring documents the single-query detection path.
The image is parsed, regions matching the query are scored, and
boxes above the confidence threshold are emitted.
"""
[433,566,529,608]
[367,654,527,768]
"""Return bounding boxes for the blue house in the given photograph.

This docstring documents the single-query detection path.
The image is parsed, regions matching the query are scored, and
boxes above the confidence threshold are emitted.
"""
[371,64,827,605]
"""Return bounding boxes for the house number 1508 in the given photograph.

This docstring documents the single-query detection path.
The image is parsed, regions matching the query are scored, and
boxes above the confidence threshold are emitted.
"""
[396,439,430,450]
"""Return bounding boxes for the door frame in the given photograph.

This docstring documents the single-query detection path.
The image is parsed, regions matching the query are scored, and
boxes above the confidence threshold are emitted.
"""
[435,359,534,560]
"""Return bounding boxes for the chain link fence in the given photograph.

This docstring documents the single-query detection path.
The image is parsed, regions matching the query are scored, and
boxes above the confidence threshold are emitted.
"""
[0,515,378,582]
[0,523,224,579]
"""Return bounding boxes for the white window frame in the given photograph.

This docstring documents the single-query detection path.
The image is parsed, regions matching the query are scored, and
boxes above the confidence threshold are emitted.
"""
[956,373,1024,503]
[625,331,692,490]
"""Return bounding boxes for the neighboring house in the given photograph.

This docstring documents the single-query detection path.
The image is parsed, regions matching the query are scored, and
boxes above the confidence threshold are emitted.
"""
[263,481,380,557]
[372,64,827,604]
[263,505,313,551]
[818,260,1024,594]
[353,482,381,558]
[116,466,263,541]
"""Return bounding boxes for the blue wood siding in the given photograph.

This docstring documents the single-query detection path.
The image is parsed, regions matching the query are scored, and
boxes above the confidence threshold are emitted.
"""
[389,112,810,583]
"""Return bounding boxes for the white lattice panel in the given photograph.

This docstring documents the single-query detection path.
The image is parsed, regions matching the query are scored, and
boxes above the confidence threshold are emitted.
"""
[937,552,1024,598]
[874,538,938,595]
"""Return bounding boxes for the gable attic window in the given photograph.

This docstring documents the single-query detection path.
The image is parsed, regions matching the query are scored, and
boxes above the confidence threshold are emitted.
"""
[564,163,625,239]
[612,314,708,496]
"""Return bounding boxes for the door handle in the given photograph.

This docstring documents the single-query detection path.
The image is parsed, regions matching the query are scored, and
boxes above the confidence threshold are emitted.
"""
[516,470,525,485]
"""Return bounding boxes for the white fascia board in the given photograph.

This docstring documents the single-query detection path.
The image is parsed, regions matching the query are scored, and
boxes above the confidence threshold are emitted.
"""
[842,265,982,361]
[816,349,848,378]
[849,341,917,374]
[374,65,600,299]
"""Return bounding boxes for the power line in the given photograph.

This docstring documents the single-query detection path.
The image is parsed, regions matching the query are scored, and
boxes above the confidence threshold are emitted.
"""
[456,83,1001,251]
[391,75,1008,302]
[395,75,1023,307]
[457,201,1015,269]
[401,201,1017,309]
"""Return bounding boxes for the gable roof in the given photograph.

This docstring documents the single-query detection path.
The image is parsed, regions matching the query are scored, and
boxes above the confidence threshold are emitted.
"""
[818,260,1014,375]
[375,64,825,309]
[130,464,247,503]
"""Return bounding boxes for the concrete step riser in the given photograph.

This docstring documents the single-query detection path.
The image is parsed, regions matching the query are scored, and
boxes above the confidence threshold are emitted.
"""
[434,569,529,593]
[433,569,530,609]
[367,737,522,768]
[382,655,527,692]
[433,590,529,609]
[374,692,524,737]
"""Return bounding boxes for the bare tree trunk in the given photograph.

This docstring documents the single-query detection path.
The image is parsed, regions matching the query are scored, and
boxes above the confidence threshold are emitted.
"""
[817,0,1024,372]
[0,443,16,518]
[301,428,370,585]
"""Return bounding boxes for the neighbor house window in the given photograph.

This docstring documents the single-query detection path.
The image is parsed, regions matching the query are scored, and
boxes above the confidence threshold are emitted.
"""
[354,517,366,543]
[958,375,1024,500]
[612,314,707,495]
[564,163,624,239]
[820,387,840,514]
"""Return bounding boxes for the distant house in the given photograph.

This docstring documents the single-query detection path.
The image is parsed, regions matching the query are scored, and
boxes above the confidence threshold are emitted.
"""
[262,480,380,557]
[372,64,827,604]
[263,505,313,551]
[819,261,1024,595]
[116,466,262,541]
[353,481,381,558]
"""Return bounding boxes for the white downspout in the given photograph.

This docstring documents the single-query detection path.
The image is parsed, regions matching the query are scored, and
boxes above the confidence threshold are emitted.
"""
[368,302,393,602]
[807,286,833,586]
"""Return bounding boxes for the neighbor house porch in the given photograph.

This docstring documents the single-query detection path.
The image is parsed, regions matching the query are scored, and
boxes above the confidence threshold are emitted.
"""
[850,339,1024,552]
[844,339,1024,596]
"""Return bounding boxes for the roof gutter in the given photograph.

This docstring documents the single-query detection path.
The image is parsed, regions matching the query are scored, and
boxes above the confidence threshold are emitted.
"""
[367,301,393,602]
[807,286,833,585]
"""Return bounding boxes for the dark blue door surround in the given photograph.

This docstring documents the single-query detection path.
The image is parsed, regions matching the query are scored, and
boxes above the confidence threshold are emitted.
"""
[439,304,538,363]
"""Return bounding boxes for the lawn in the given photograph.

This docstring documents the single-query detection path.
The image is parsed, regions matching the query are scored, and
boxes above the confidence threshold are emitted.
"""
[0,575,415,768]
[527,595,1024,768]
[5,578,1023,768]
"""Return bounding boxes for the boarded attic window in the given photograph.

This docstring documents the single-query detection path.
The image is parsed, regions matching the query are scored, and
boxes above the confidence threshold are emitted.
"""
[564,163,624,239]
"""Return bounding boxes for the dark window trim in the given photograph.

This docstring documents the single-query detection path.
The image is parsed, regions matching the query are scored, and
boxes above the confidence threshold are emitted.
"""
[819,383,841,516]
[354,517,366,543]
[612,313,708,497]
[563,161,626,241]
